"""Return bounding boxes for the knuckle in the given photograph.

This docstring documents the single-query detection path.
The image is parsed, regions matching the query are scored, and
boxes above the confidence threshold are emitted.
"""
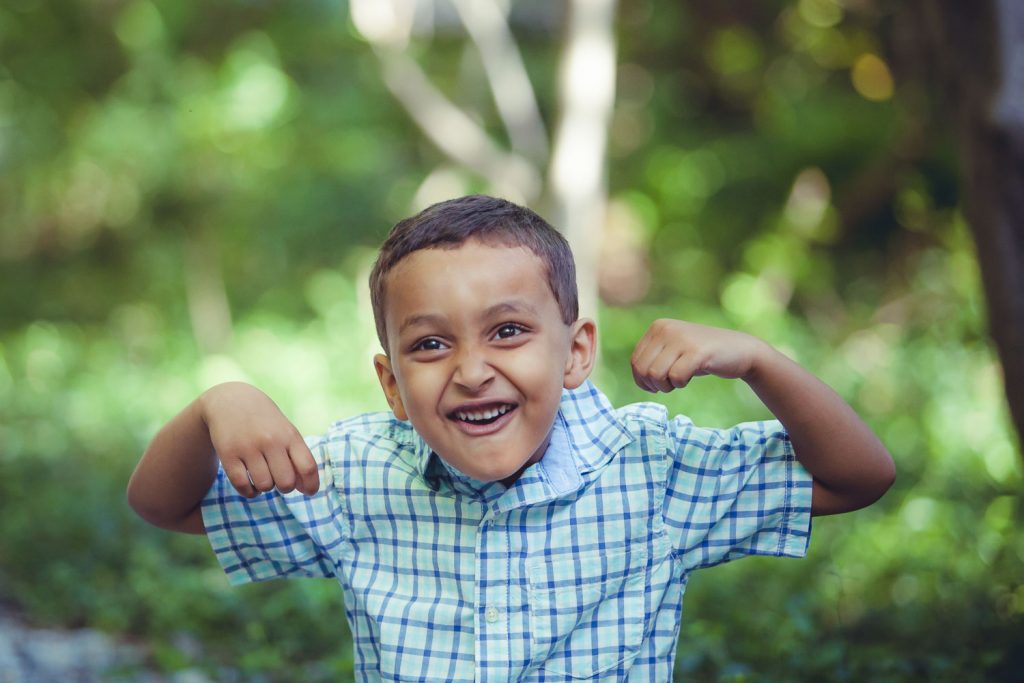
[217,443,244,463]
[227,472,249,491]
[226,466,254,493]
[255,432,280,450]
[251,474,273,490]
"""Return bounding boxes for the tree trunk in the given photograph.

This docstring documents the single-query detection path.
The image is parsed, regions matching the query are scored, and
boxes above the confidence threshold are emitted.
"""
[916,0,1024,455]
[547,0,618,320]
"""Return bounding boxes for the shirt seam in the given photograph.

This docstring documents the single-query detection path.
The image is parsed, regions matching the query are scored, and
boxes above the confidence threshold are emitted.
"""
[624,410,673,554]
[778,435,795,555]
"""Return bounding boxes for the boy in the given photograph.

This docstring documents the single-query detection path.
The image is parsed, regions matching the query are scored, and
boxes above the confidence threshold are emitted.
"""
[128,195,895,681]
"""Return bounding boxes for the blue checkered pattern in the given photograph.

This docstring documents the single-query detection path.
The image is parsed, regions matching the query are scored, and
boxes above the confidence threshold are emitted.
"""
[202,380,812,681]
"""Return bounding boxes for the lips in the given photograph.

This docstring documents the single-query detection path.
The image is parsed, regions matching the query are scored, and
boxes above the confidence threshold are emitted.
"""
[447,401,518,435]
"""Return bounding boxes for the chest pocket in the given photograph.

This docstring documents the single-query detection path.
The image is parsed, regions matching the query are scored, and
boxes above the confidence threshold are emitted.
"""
[527,547,666,678]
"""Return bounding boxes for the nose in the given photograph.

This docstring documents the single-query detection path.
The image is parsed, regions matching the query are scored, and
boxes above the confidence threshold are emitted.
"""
[452,345,495,392]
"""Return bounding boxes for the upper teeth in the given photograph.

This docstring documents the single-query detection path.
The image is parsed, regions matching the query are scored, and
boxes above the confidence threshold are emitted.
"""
[456,404,512,422]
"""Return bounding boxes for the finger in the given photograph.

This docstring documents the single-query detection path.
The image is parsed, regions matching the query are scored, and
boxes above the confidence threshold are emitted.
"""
[631,341,665,393]
[646,348,681,393]
[632,359,659,393]
[631,364,653,393]
[631,331,654,369]
[224,460,257,498]
[631,322,669,366]
[636,343,682,393]
[264,447,297,494]
[243,454,274,495]
[666,354,701,390]
[289,438,320,494]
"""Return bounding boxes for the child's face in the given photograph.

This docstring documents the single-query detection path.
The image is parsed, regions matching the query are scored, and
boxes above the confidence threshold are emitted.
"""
[374,239,595,486]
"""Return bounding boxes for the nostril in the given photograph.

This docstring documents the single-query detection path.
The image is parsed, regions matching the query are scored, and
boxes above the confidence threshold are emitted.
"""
[453,357,496,389]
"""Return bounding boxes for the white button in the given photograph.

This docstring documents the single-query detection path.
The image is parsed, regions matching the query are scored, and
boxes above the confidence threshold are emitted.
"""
[485,606,500,623]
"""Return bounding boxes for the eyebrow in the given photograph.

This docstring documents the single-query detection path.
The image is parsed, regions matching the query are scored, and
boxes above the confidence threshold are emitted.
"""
[397,300,540,336]
[398,313,447,336]
[482,299,540,319]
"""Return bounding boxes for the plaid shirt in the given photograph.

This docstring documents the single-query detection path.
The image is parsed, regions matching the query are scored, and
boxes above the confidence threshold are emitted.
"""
[202,380,812,681]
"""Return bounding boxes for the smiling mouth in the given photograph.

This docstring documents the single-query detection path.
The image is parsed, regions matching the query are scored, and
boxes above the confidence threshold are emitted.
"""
[449,403,517,426]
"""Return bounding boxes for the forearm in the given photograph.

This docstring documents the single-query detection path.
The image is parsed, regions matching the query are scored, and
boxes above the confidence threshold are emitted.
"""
[127,395,219,534]
[744,342,895,514]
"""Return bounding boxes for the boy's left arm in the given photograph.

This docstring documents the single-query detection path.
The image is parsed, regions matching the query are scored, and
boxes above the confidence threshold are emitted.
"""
[632,319,896,516]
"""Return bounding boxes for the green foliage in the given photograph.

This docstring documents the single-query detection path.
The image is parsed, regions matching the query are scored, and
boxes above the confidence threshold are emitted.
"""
[1,0,1021,680]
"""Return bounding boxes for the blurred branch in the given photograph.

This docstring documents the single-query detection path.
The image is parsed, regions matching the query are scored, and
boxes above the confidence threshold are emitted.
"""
[547,0,618,319]
[449,0,549,163]
[184,234,233,355]
[350,0,542,200]
[377,49,542,200]
[349,0,614,319]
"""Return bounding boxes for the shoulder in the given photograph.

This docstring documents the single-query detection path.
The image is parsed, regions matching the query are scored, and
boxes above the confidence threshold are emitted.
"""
[325,410,414,440]
[307,410,425,490]
[311,411,419,463]
[561,380,668,431]
[561,382,679,440]
[614,399,670,433]
[559,381,673,471]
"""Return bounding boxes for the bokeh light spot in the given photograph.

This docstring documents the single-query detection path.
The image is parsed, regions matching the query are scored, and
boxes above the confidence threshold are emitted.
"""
[798,0,843,29]
[115,0,165,51]
[851,53,894,101]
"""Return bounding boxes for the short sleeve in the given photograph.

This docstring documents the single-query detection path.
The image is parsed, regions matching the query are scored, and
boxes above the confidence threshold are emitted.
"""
[661,416,813,573]
[201,436,347,585]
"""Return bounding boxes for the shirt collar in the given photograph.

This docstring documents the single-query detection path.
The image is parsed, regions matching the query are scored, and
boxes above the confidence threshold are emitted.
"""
[493,412,580,510]
[555,379,633,473]
[412,379,633,500]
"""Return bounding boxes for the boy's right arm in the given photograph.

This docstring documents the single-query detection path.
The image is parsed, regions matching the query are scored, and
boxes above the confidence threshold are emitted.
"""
[126,382,319,535]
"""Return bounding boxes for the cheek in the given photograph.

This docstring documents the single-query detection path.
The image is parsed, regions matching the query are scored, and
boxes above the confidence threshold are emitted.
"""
[396,365,443,411]
[523,342,570,388]
[514,358,567,411]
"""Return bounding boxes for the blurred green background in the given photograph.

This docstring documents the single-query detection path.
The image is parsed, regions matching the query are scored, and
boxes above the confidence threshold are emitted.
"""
[1,0,1022,681]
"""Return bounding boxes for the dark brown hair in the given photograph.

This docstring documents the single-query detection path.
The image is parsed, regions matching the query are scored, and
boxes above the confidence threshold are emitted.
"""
[369,195,578,350]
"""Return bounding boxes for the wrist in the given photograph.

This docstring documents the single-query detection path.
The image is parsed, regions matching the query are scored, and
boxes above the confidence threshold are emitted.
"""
[197,381,246,427]
[740,337,778,385]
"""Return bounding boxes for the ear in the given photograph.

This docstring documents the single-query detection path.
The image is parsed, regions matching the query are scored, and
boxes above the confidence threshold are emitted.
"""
[563,318,597,390]
[374,353,408,421]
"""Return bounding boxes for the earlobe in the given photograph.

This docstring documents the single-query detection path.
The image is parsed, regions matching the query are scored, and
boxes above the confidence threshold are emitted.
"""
[563,318,597,390]
[373,353,408,421]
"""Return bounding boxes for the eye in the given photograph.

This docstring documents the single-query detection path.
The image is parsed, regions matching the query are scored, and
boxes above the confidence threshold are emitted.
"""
[412,338,446,352]
[494,323,526,340]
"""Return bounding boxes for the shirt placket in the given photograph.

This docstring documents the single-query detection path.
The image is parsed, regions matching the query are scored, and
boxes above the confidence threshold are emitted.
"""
[475,505,514,682]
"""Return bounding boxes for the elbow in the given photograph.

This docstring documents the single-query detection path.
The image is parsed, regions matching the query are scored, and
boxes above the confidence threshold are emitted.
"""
[126,474,159,526]
[125,470,177,529]
[126,471,142,516]
[881,452,896,492]
[859,448,896,509]
[127,472,206,534]
[874,447,897,500]
[812,448,895,516]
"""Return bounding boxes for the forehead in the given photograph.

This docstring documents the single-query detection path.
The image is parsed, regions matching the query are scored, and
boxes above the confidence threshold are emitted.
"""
[382,240,556,323]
